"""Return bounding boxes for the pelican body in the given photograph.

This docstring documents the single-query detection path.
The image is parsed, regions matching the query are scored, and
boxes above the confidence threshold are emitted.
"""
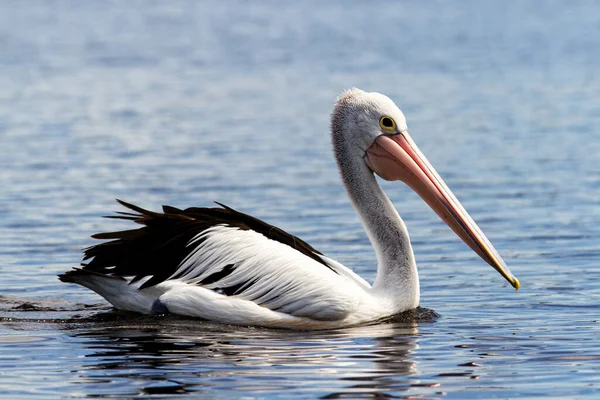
[59,89,519,329]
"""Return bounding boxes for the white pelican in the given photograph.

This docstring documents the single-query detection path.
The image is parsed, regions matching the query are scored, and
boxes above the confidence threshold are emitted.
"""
[59,88,519,329]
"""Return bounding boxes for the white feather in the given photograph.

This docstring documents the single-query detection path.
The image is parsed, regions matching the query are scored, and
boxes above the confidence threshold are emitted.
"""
[166,225,362,321]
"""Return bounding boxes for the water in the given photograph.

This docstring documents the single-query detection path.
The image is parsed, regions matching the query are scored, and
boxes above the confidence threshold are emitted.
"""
[1,0,600,398]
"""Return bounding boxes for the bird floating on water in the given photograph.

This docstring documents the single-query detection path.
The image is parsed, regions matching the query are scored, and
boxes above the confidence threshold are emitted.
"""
[59,88,519,329]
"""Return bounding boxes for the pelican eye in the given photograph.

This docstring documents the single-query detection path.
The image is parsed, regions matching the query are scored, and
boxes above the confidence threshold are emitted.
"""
[379,116,397,133]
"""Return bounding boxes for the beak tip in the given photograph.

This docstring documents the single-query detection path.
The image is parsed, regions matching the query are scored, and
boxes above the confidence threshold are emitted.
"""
[512,277,521,291]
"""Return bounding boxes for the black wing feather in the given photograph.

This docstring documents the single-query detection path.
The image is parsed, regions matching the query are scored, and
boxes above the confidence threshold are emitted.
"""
[66,199,333,290]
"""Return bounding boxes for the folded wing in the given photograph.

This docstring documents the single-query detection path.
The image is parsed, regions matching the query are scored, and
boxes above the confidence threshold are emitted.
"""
[70,200,364,321]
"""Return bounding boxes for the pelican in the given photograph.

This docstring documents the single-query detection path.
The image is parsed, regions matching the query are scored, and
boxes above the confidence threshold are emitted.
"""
[59,88,519,329]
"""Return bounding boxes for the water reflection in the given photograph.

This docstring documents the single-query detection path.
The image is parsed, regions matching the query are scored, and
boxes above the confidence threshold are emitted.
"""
[62,313,430,398]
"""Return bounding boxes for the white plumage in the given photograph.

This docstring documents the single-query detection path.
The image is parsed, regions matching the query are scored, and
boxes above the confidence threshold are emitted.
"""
[70,225,398,329]
[170,225,361,321]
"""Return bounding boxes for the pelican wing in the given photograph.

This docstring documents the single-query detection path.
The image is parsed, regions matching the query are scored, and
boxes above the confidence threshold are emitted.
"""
[76,200,362,321]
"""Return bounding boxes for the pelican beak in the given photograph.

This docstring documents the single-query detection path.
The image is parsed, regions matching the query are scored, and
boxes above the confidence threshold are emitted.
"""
[365,133,520,290]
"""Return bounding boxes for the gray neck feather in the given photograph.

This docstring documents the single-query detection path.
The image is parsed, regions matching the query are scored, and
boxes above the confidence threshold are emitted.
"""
[332,133,419,305]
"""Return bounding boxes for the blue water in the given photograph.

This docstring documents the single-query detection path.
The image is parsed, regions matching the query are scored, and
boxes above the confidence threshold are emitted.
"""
[1,1,600,398]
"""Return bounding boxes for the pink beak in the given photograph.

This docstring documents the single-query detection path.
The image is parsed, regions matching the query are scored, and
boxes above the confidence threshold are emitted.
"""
[365,133,520,290]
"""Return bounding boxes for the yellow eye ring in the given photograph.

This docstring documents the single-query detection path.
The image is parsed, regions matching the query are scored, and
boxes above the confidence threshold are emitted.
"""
[379,116,397,133]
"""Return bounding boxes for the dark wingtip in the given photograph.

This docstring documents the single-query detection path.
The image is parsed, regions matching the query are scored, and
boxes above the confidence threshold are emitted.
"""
[58,269,84,283]
[91,228,141,240]
[214,201,235,211]
[115,199,155,216]
[58,268,126,283]
[163,204,183,214]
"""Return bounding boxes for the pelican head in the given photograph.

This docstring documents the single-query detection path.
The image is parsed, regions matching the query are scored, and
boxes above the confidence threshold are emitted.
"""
[332,88,519,290]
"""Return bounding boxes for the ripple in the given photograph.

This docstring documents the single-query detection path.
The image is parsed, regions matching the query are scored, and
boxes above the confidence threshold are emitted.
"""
[0,336,48,343]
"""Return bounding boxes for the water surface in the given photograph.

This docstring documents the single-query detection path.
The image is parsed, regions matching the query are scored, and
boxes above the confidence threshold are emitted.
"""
[1,1,600,398]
